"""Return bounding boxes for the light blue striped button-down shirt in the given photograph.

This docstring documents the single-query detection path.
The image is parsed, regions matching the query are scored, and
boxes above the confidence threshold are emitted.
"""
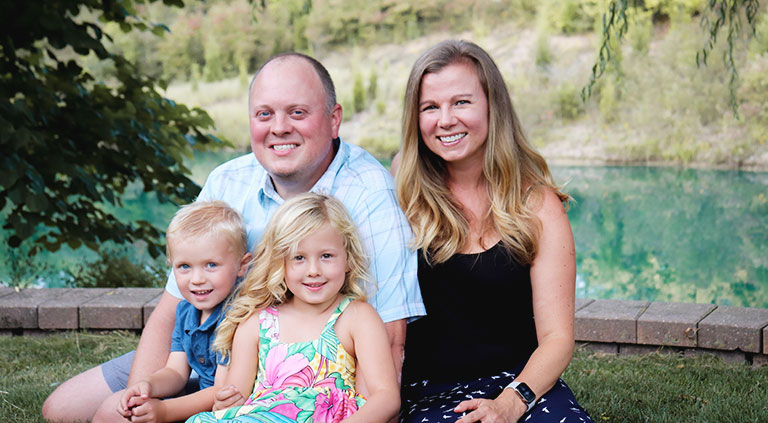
[166,139,425,323]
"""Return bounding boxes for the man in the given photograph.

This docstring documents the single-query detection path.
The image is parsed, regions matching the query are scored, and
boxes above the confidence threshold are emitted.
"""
[42,53,424,422]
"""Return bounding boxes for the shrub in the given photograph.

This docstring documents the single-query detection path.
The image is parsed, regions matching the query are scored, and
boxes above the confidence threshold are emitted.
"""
[67,243,167,289]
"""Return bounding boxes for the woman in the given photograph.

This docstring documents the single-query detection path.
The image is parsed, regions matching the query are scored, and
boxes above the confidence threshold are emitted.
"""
[395,40,592,423]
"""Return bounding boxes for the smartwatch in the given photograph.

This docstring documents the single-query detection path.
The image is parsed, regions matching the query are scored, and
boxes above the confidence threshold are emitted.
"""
[505,381,537,413]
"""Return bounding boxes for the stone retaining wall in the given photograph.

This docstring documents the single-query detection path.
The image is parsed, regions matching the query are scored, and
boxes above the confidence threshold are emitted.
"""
[2,288,767,364]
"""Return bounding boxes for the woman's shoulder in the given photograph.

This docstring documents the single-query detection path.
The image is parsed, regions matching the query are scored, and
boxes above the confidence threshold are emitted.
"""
[523,184,567,218]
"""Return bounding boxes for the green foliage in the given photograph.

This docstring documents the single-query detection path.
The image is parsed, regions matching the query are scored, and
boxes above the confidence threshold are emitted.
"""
[535,32,553,68]
[67,243,167,288]
[367,69,379,103]
[554,82,585,119]
[353,72,366,113]
[0,0,224,259]
[585,0,762,113]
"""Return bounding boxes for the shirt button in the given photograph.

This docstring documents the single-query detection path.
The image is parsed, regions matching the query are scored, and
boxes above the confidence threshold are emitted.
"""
[199,357,205,364]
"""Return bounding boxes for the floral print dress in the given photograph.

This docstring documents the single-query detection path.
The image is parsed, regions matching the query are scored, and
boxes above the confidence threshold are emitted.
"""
[188,296,365,423]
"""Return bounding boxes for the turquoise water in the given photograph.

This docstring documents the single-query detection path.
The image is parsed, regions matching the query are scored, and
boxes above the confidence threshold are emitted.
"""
[2,155,766,308]
[555,166,768,308]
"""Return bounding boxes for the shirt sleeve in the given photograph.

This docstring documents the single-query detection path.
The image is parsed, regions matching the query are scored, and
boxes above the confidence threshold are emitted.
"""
[354,188,425,323]
[170,303,186,352]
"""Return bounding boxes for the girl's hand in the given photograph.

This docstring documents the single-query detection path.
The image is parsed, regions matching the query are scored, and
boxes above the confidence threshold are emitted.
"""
[213,384,246,411]
[454,393,526,423]
[128,398,166,423]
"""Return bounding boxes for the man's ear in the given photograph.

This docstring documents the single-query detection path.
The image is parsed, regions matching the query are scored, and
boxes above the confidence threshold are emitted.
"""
[330,103,342,139]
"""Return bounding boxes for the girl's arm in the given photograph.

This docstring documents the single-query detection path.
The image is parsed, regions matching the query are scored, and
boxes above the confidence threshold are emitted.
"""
[456,187,576,422]
[342,302,400,423]
[219,313,261,403]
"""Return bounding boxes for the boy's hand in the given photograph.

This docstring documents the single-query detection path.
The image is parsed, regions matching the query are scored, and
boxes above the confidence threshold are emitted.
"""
[118,381,152,417]
[213,385,246,411]
[128,398,166,423]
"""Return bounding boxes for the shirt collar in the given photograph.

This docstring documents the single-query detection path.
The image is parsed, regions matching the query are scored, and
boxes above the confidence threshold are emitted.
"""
[256,138,348,204]
[198,301,225,332]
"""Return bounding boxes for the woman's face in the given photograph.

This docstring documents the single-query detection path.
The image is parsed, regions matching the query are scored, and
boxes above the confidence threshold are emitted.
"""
[418,61,489,170]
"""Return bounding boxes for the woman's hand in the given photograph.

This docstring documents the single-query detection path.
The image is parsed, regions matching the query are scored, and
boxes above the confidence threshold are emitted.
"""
[454,390,527,423]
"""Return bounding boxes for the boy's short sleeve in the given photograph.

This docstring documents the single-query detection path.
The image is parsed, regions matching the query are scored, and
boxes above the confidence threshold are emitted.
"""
[170,302,187,353]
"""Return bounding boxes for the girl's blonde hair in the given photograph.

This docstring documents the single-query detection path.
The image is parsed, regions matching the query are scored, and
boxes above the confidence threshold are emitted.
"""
[213,193,369,360]
[396,40,569,265]
[166,200,248,259]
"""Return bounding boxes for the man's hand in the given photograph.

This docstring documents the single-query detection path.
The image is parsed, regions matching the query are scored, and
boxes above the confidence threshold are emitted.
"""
[213,385,246,411]
[127,398,166,423]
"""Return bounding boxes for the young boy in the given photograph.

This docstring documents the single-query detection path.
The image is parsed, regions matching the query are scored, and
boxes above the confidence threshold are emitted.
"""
[118,201,252,422]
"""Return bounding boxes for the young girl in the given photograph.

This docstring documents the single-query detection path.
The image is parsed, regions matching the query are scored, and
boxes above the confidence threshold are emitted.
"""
[187,193,400,423]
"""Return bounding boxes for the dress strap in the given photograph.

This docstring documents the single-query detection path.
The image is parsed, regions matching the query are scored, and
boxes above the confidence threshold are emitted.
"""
[258,306,280,346]
[324,296,353,328]
[314,296,353,362]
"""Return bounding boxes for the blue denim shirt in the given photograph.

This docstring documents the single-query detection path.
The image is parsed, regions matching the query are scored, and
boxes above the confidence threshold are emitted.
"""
[170,300,224,389]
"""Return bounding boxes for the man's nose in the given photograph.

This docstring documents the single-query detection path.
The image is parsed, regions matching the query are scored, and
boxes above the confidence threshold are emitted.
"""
[271,112,292,136]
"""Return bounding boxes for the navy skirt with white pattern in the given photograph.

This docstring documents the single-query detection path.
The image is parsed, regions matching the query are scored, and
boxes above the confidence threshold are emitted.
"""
[401,368,593,423]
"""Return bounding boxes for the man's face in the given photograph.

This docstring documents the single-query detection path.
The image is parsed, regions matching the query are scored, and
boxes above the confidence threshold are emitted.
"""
[248,57,342,197]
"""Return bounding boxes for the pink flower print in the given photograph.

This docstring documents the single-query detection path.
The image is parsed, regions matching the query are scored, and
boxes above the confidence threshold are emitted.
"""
[268,402,302,420]
[264,344,311,388]
[283,365,315,387]
[313,390,358,422]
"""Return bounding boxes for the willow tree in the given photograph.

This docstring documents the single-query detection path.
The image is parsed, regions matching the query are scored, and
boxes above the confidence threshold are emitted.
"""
[0,0,223,259]
[586,0,762,114]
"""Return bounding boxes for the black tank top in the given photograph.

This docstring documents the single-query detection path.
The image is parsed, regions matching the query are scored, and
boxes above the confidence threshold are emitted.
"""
[402,243,538,384]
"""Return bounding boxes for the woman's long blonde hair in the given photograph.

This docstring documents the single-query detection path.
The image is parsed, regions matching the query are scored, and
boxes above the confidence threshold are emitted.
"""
[396,40,569,265]
[213,193,370,361]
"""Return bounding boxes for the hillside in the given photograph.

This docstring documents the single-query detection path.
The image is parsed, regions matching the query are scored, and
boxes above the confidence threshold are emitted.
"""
[166,19,768,171]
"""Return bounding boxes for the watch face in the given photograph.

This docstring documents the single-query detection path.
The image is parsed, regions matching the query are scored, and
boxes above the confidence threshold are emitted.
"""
[515,382,536,403]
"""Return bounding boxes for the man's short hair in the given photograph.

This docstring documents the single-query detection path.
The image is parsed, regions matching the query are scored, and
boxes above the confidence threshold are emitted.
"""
[248,52,337,114]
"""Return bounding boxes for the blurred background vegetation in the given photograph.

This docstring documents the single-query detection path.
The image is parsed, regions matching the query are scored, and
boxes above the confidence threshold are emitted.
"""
[2,0,767,292]
[90,0,768,166]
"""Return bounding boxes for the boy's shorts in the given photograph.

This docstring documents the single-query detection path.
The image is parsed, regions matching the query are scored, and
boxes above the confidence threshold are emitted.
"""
[101,350,200,394]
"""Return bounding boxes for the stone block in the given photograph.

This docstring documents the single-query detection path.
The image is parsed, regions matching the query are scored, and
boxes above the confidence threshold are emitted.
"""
[0,287,16,299]
[0,288,61,329]
[637,302,716,348]
[575,299,649,343]
[38,288,112,329]
[575,298,594,312]
[143,291,165,326]
[576,342,618,355]
[698,306,768,353]
[753,354,768,368]
[80,288,163,329]
[764,326,767,355]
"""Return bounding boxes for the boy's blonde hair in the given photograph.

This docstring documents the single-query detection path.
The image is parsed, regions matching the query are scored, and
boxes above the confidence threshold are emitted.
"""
[166,201,249,259]
[213,193,370,361]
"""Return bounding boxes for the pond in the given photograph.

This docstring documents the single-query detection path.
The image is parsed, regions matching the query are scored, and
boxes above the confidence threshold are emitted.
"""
[555,166,767,308]
[2,154,766,308]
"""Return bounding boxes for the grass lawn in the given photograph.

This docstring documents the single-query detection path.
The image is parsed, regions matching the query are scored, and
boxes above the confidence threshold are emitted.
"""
[2,332,766,422]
